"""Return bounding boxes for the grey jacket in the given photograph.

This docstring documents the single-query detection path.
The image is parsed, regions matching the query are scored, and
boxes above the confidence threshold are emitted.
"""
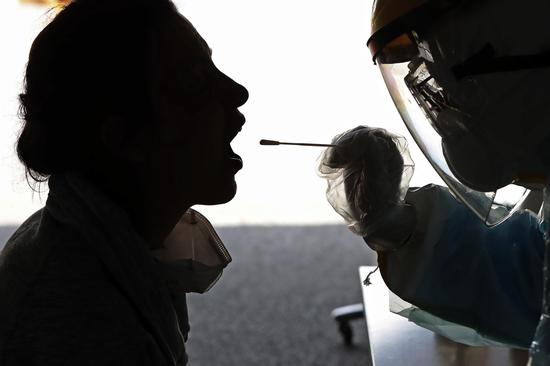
[0,174,189,365]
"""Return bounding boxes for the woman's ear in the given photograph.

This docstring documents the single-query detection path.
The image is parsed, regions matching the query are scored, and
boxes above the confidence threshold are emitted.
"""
[100,116,151,163]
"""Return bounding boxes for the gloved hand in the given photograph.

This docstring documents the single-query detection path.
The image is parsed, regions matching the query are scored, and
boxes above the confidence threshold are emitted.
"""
[318,126,416,250]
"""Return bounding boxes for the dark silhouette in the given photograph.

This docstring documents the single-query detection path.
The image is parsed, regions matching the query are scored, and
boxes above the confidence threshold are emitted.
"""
[0,0,248,364]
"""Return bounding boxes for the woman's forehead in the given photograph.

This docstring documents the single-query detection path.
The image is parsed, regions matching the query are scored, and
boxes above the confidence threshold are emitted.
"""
[153,12,214,88]
[164,12,212,60]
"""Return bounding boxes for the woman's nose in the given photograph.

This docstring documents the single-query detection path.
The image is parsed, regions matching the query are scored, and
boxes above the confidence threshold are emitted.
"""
[221,73,249,107]
[233,81,249,107]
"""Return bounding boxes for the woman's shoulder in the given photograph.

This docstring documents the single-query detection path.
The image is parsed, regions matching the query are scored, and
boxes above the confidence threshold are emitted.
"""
[0,209,163,365]
[0,209,50,283]
[1,208,96,275]
[1,209,43,253]
[0,208,119,319]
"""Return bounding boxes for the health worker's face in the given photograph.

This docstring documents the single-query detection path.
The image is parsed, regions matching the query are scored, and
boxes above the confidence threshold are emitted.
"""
[148,12,249,206]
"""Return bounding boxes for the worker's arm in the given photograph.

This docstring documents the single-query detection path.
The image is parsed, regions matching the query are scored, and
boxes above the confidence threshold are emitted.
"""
[370,184,544,348]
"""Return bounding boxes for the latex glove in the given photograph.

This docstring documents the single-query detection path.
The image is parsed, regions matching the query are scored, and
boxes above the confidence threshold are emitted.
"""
[318,126,416,250]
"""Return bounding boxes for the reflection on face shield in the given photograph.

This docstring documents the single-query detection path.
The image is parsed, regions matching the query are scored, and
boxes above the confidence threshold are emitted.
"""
[405,56,471,142]
[401,31,526,193]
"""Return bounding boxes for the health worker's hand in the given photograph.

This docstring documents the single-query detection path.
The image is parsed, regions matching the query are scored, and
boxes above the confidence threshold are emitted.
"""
[318,126,415,251]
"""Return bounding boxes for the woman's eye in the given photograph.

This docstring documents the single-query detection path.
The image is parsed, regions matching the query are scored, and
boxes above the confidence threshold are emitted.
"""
[189,81,212,98]
[179,70,214,99]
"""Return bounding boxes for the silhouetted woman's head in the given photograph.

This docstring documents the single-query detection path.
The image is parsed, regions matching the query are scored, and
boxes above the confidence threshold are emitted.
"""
[18,0,171,181]
[18,0,249,206]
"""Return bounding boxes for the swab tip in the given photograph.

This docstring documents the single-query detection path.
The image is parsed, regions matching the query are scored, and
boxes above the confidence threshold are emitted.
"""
[259,139,279,145]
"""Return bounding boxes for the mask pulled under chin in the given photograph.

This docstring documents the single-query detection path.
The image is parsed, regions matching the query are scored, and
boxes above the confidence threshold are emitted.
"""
[150,209,232,294]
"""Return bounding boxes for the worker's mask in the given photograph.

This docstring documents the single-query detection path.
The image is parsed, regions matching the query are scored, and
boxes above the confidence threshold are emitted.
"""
[374,0,550,225]
[151,209,231,294]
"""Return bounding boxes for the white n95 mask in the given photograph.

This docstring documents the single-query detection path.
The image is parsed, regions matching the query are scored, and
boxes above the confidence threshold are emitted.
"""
[151,209,232,294]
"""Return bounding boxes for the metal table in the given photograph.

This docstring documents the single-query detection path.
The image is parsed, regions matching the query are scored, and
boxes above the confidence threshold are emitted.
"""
[359,266,530,366]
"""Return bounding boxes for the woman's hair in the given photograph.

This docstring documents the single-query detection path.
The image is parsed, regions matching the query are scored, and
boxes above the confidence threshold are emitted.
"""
[17,0,176,183]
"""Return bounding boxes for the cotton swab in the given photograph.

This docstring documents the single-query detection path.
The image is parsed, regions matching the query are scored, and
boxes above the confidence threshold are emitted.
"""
[259,139,337,148]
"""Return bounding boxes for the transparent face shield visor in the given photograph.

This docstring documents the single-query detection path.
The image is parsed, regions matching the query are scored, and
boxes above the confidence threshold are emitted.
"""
[376,35,530,227]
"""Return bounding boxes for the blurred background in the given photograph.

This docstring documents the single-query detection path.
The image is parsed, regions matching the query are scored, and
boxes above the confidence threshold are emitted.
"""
[0,0,442,227]
[0,0,443,364]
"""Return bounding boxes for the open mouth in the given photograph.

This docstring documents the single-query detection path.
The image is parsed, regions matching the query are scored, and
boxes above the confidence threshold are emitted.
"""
[227,141,243,171]
[228,144,242,161]
[226,145,243,172]
[225,113,245,171]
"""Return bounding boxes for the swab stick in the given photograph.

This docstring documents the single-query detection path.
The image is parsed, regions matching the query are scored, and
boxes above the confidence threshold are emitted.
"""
[259,139,337,148]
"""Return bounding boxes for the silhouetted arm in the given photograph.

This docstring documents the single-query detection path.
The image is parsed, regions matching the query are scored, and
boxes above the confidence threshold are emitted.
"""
[370,184,544,347]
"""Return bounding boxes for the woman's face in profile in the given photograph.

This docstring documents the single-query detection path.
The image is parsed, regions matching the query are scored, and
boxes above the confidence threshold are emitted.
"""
[143,12,249,206]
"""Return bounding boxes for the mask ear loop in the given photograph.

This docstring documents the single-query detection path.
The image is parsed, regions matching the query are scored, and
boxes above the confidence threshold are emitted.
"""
[188,209,198,224]
[188,210,198,260]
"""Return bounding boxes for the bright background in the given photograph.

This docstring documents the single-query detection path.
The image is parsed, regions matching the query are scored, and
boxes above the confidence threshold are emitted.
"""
[0,0,441,226]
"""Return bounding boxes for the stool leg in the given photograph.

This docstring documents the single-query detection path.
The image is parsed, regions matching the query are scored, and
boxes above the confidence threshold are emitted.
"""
[338,320,354,345]
[330,303,364,345]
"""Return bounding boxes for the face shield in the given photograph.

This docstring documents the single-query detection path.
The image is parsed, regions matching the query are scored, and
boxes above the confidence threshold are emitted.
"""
[378,49,530,226]
[368,0,550,226]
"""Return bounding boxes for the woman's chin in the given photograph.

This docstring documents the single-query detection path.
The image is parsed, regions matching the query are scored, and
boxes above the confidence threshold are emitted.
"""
[198,180,237,205]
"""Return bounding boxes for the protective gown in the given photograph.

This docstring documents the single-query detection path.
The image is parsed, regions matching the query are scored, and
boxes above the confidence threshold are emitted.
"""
[318,127,550,361]
[375,184,545,349]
